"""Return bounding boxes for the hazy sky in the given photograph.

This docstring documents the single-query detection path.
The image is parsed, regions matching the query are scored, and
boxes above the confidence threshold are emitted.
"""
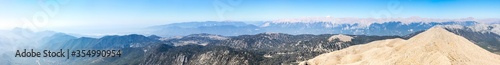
[1,0,500,35]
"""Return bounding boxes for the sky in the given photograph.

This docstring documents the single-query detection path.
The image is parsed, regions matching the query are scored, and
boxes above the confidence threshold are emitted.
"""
[0,0,499,35]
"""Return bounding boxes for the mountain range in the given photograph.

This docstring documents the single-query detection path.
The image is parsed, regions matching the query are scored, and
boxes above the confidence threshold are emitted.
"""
[48,32,401,65]
[1,21,500,65]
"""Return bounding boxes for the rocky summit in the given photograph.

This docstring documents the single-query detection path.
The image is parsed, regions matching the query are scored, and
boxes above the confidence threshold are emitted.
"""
[301,27,500,65]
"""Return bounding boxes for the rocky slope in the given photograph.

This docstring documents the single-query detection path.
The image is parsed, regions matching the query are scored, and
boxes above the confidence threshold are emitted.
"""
[139,44,258,65]
[301,27,500,65]
[444,24,500,54]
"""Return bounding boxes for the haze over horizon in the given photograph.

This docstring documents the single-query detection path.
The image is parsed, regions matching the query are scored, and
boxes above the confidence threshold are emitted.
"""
[1,0,499,35]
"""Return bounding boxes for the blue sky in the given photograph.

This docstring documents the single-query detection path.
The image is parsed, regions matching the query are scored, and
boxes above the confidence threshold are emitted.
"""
[1,0,499,35]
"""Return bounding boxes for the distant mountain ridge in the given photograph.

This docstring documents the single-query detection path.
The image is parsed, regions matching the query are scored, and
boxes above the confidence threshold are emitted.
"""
[148,21,477,36]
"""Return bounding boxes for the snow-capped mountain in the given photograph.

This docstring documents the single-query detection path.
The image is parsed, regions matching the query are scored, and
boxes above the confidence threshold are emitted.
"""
[272,16,478,26]
[259,21,477,36]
